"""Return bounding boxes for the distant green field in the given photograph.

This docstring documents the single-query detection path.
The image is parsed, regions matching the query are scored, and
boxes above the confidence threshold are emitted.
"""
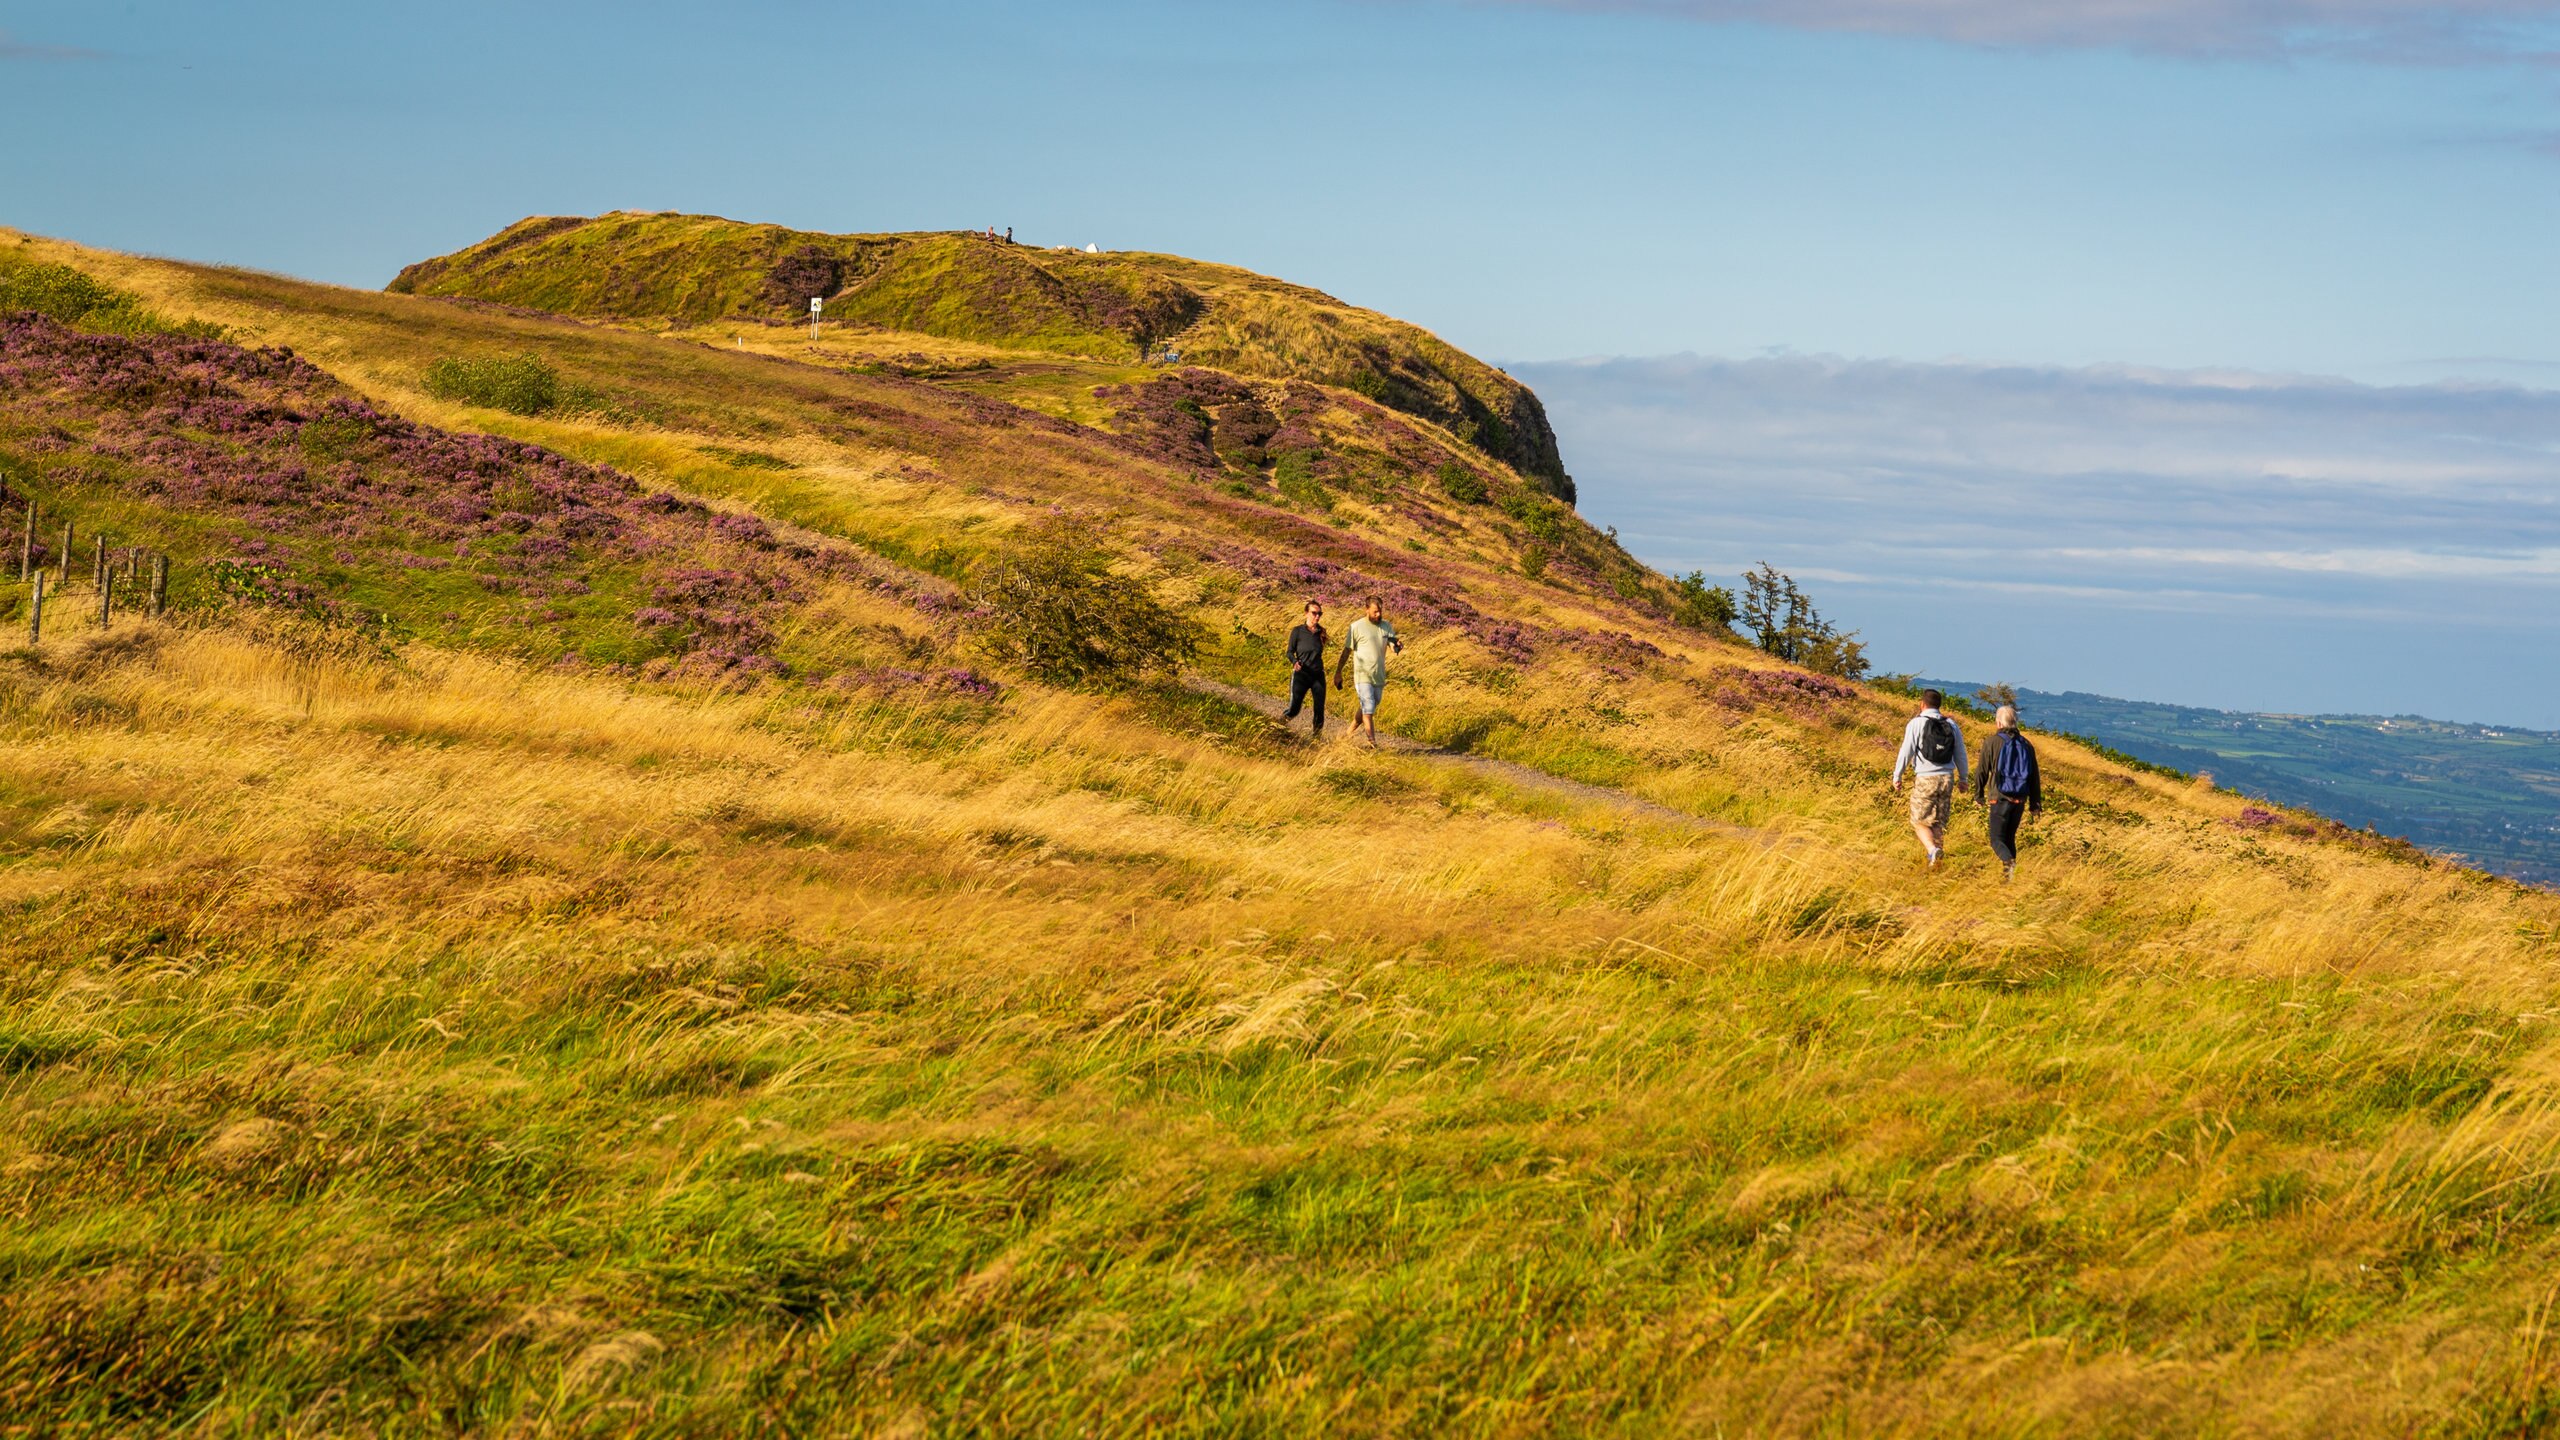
[1931,680,2560,886]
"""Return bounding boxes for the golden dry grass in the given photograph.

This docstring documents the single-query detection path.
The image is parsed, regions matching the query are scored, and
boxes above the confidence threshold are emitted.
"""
[6,228,2560,1436]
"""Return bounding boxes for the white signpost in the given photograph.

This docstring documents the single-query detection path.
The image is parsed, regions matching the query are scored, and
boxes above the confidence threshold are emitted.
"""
[809,296,823,340]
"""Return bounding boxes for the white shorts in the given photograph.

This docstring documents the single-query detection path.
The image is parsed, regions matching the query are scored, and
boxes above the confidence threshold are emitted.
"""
[1355,679,1383,714]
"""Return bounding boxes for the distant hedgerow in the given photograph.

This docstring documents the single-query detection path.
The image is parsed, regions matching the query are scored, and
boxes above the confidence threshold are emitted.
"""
[968,514,1205,687]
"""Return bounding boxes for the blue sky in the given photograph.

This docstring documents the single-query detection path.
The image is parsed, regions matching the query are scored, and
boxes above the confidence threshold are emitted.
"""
[9,0,2560,721]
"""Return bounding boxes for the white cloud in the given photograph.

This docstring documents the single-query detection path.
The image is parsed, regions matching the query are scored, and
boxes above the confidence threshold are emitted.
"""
[1518,352,2560,719]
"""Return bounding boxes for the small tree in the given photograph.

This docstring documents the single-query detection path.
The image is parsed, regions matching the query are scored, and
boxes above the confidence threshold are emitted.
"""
[1800,630,1872,682]
[968,514,1206,686]
[1739,561,1867,678]
[1975,681,2019,713]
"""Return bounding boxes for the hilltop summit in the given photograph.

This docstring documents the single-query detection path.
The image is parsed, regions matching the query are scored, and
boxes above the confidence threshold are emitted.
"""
[390,212,1573,497]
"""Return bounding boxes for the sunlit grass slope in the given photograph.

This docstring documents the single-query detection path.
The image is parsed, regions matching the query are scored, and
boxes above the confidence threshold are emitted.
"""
[386,211,1570,493]
[5,227,2560,1437]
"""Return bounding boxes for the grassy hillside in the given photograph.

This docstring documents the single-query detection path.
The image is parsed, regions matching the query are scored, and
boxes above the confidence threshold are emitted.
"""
[8,227,2560,1437]
[388,212,1572,496]
[1933,681,2560,888]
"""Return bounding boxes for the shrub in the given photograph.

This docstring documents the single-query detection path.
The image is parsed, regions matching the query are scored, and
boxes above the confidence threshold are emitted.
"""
[968,514,1206,687]
[1274,450,1330,511]
[1518,543,1551,581]
[0,257,218,338]
[1673,571,1736,631]
[423,353,612,418]
[1498,489,1564,542]
[424,353,562,415]
[1437,461,1486,504]
[0,261,129,325]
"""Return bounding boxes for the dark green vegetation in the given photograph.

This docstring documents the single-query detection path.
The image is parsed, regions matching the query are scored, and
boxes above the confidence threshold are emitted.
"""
[389,212,1573,495]
[422,352,612,419]
[1741,562,1867,679]
[967,514,1206,686]
[1934,680,2560,886]
[0,249,219,339]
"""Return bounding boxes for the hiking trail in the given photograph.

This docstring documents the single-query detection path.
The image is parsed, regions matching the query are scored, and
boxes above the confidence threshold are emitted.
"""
[1182,675,1761,839]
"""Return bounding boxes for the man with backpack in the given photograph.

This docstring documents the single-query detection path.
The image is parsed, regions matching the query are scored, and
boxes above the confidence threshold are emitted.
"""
[1889,689,1969,868]
[1280,599,1330,737]
[1970,703,2044,881]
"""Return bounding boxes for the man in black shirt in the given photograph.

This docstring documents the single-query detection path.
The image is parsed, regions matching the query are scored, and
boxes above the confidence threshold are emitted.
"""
[1281,600,1329,736]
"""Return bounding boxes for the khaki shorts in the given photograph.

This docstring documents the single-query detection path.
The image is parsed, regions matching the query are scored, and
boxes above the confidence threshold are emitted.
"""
[1907,771,1956,829]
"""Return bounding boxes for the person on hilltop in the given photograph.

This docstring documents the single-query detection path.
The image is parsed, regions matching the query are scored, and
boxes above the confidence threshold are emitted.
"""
[1890,688,1969,869]
[1335,597,1403,748]
[1280,599,1330,738]
[1970,703,2044,881]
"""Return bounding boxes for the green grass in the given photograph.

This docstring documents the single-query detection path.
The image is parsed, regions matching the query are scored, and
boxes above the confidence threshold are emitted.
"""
[11,225,2560,1435]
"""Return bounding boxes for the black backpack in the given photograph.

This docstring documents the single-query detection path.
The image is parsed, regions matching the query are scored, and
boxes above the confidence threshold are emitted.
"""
[1918,716,1956,766]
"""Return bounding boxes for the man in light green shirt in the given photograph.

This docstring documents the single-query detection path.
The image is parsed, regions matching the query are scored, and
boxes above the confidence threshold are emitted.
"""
[1334,597,1402,746]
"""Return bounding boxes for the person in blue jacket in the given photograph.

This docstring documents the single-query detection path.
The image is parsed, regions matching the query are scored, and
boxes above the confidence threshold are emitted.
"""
[1969,704,2044,880]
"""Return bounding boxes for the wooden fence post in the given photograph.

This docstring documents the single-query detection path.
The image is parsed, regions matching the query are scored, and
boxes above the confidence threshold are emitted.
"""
[94,535,108,626]
[150,554,168,617]
[16,501,30,583]
[57,521,72,586]
[28,572,43,647]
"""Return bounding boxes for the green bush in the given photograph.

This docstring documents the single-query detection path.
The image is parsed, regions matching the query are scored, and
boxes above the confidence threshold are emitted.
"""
[1436,461,1486,504]
[422,353,616,418]
[1274,450,1331,511]
[423,354,568,416]
[1673,571,1736,631]
[0,256,219,337]
[968,514,1207,687]
[1498,489,1564,542]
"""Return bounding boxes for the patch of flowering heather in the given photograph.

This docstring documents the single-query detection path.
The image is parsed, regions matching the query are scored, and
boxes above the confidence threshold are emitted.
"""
[1560,628,1668,665]
[2230,806,2283,831]
[0,312,892,675]
[1191,538,1544,664]
[1703,664,1859,717]
[710,511,777,549]
[1090,369,1249,474]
